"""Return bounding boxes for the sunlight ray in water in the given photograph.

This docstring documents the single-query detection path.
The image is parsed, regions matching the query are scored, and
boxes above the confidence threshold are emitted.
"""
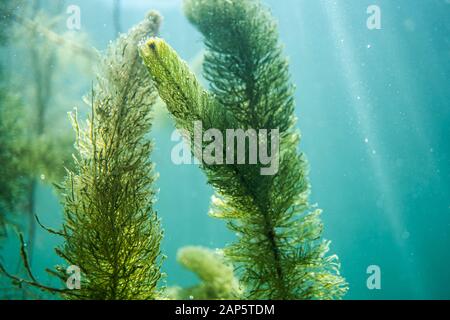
[321,1,426,296]
[322,2,403,240]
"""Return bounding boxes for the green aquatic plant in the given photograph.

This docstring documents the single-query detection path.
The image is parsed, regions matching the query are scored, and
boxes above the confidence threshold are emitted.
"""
[0,87,74,248]
[51,11,164,300]
[0,89,27,239]
[140,0,347,299]
[2,0,91,261]
[0,11,164,300]
[0,0,26,240]
[0,0,19,44]
[167,246,241,300]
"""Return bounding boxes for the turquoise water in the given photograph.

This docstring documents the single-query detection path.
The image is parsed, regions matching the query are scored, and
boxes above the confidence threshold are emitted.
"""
[1,0,449,299]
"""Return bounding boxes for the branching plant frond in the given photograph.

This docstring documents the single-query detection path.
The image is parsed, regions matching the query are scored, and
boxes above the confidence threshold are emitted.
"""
[140,0,348,300]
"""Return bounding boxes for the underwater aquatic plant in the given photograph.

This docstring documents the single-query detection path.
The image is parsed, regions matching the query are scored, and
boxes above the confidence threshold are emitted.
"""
[167,246,241,300]
[48,11,164,300]
[140,0,347,299]
[0,89,27,239]
[0,0,19,44]
[0,11,164,299]
[0,3,28,240]
[2,0,91,261]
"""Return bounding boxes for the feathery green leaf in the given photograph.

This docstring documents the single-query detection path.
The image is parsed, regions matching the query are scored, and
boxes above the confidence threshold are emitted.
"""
[141,0,347,299]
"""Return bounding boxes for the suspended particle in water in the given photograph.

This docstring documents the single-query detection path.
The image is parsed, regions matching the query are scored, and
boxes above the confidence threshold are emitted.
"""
[401,230,410,240]
[403,19,416,32]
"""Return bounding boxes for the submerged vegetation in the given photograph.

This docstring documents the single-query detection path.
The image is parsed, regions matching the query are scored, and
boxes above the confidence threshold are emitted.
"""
[0,0,23,241]
[167,246,241,300]
[0,90,26,239]
[1,11,164,300]
[141,0,347,299]
[0,0,91,260]
[52,11,164,299]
